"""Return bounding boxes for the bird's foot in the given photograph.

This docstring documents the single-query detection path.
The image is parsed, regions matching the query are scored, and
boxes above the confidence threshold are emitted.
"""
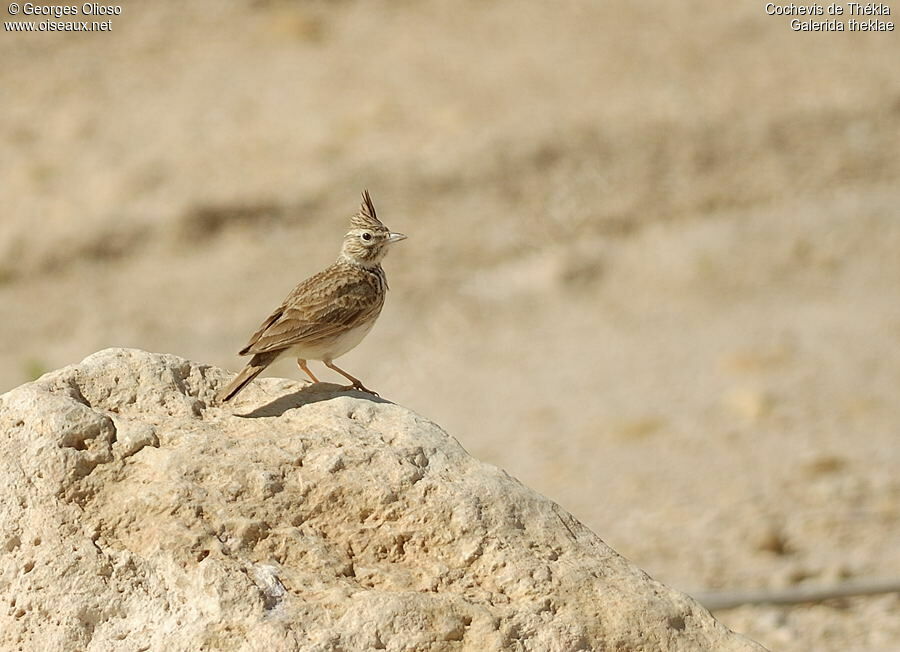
[341,382,379,397]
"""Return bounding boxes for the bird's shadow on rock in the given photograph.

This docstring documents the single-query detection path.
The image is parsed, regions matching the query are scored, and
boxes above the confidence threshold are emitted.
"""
[234,383,392,418]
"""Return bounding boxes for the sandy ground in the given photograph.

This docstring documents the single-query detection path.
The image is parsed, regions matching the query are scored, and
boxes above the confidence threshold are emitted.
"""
[3,2,900,649]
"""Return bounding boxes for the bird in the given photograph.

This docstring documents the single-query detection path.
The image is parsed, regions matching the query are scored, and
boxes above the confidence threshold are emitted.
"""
[216,190,406,403]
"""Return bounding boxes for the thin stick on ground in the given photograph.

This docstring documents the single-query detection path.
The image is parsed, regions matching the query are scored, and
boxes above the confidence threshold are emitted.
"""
[692,578,900,611]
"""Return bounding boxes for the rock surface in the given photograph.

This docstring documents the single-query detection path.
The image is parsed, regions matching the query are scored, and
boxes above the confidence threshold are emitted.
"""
[0,349,763,651]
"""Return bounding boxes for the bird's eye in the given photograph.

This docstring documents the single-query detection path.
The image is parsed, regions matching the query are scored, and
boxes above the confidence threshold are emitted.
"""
[361,232,372,242]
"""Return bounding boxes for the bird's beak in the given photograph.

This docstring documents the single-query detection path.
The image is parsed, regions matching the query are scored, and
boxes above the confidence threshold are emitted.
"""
[387,232,407,243]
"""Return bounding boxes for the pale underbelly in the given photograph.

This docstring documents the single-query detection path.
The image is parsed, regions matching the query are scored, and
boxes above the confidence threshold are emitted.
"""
[283,320,377,362]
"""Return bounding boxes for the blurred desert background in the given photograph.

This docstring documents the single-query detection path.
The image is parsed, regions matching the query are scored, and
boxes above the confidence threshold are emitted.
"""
[3,1,900,649]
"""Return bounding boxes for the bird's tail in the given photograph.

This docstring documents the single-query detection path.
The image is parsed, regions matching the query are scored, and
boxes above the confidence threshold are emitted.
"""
[216,352,280,403]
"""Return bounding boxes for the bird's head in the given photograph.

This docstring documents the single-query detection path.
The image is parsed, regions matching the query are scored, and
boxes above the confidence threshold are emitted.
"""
[340,190,406,267]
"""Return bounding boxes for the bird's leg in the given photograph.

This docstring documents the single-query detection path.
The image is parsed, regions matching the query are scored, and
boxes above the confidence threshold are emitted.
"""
[324,360,379,396]
[297,359,320,384]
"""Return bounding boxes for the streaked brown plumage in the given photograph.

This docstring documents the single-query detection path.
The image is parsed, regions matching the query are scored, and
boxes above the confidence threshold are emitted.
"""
[217,191,405,403]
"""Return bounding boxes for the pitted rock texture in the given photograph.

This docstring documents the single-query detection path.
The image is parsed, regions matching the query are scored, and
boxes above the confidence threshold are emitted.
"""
[0,349,764,651]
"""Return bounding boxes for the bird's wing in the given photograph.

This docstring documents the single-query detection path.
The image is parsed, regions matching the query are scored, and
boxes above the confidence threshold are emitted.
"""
[238,306,284,355]
[239,268,384,356]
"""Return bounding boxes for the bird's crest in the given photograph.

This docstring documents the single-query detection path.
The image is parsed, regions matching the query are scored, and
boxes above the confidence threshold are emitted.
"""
[350,189,385,230]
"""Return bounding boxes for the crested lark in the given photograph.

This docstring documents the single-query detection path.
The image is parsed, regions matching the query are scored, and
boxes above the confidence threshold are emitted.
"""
[217,190,406,403]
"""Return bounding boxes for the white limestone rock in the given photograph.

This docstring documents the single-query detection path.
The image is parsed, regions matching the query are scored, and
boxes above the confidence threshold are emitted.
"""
[0,348,764,651]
